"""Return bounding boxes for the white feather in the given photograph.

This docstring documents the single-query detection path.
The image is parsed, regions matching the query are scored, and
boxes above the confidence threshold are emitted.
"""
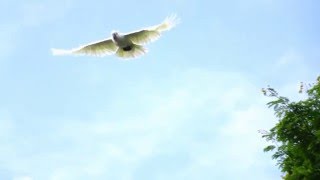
[51,38,118,57]
[51,14,179,59]
[153,14,180,32]
[124,14,180,45]
[51,48,73,56]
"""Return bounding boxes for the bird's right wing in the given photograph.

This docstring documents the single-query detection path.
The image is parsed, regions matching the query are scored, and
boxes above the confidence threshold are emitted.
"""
[124,14,180,45]
[51,38,118,57]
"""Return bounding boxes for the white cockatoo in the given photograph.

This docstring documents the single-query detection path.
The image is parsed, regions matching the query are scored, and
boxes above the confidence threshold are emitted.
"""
[51,15,179,59]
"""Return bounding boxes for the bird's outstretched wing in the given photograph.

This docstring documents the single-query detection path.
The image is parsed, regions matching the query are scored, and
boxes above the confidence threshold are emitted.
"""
[124,14,180,45]
[51,38,118,57]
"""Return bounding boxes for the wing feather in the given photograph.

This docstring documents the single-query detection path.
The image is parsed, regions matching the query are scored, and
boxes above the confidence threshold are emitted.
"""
[124,30,160,45]
[52,38,118,57]
[124,14,180,45]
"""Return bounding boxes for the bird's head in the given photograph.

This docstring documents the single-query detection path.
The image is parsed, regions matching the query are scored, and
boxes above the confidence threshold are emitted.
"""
[111,31,119,39]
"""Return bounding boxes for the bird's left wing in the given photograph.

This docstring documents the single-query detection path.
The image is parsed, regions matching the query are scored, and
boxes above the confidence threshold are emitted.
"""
[124,15,179,45]
[124,30,161,45]
[51,38,118,57]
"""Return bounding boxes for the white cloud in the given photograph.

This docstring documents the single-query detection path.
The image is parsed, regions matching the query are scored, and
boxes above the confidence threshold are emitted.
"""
[0,68,282,179]
[46,69,281,179]
[218,105,277,165]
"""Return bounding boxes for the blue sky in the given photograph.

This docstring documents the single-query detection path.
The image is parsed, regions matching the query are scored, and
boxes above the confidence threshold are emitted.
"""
[0,0,319,179]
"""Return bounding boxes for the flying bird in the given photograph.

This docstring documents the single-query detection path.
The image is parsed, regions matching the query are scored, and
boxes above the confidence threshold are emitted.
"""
[51,15,179,59]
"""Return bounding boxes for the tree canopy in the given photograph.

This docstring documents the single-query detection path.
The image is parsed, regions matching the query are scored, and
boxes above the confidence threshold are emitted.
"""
[261,76,320,180]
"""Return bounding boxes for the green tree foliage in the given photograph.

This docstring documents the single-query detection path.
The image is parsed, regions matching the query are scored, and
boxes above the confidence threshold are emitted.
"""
[261,77,320,180]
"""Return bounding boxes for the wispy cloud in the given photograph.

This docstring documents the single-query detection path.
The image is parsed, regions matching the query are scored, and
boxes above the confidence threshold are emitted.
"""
[0,68,282,179]
[0,0,317,179]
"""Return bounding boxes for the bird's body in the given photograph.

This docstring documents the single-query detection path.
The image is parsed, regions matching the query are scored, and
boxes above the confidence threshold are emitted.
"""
[112,32,130,48]
[51,15,179,59]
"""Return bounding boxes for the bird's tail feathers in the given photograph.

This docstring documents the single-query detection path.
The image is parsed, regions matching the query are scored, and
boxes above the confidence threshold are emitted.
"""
[51,48,73,56]
[155,14,180,32]
[115,44,147,59]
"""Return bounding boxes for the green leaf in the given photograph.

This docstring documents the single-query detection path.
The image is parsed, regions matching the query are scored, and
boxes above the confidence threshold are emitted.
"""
[261,76,320,179]
[264,145,276,152]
